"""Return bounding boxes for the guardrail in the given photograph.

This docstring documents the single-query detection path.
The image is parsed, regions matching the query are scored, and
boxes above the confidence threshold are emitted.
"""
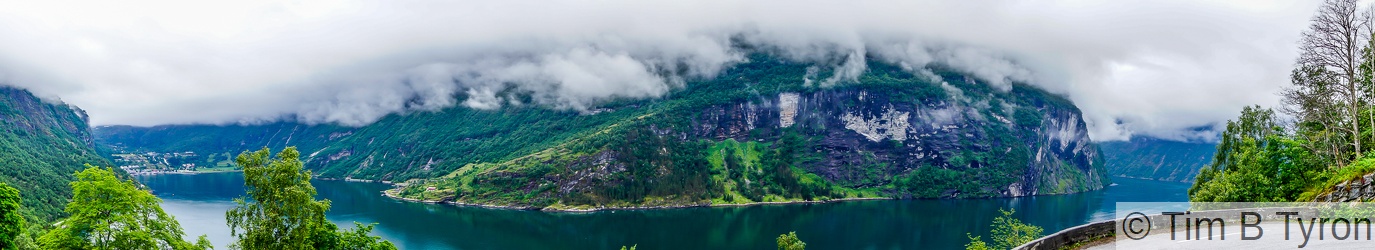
[1012,219,1115,250]
[1013,207,1308,250]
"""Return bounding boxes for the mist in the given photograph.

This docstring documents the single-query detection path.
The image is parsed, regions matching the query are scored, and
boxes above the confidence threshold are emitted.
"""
[0,0,1317,141]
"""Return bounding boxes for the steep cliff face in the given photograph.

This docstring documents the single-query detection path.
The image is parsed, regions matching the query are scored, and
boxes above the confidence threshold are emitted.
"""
[0,86,112,221]
[0,87,98,148]
[685,87,1104,198]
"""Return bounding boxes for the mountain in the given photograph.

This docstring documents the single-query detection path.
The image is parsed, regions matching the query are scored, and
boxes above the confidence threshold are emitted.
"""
[95,54,1109,209]
[1098,137,1216,182]
[0,86,112,222]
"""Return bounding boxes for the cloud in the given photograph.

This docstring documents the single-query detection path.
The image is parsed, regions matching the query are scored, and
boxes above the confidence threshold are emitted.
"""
[0,0,1318,141]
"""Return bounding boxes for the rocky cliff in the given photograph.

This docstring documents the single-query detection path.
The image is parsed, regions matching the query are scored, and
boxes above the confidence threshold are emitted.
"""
[687,89,1103,198]
[0,87,99,149]
[0,86,112,221]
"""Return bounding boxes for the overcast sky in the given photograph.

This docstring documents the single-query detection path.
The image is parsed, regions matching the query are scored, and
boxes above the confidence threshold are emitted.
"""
[0,0,1318,141]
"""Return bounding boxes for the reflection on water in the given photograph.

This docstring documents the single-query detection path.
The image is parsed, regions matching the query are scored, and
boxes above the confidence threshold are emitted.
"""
[137,173,1189,250]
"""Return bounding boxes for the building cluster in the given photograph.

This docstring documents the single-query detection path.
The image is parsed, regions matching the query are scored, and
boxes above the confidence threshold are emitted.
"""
[112,151,200,175]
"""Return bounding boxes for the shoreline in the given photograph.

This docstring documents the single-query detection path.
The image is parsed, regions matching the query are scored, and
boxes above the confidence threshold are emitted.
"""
[379,189,894,212]
[374,180,1118,212]
[1111,175,1193,183]
[128,169,242,176]
[361,176,1115,212]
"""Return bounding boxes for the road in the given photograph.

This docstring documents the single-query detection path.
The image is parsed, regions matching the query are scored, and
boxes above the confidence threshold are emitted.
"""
[1088,222,1375,249]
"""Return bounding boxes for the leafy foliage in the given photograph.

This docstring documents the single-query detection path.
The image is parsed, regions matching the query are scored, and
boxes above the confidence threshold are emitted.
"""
[36,166,208,250]
[336,222,400,250]
[0,182,22,249]
[776,231,805,250]
[0,87,112,223]
[964,234,990,250]
[989,209,1042,250]
[227,147,395,250]
[1193,2,1375,202]
[1188,106,1323,202]
[1299,156,1375,201]
[966,209,1042,250]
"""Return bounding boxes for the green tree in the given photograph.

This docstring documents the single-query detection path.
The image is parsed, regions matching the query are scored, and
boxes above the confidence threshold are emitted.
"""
[761,130,804,197]
[1283,0,1368,166]
[227,147,394,250]
[964,234,990,250]
[967,208,1042,250]
[0,182,23,249]
[776,231,805,250]
[36,166,208,250]
[1189,106,1322,202]
[724,145,744,180]
[989,209,1042,250]
[336,222,398,250]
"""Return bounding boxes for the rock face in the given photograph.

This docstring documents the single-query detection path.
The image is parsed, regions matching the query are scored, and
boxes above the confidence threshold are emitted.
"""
[0,87,99,148]
[840,107,909,142]
[1317,173,1375,202]
[778,93,800,128]
[687,87,1106,197]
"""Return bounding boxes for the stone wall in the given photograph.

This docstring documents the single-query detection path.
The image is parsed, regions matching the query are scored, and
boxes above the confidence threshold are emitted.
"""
[1316,173,1375,202]
[1015,207,1307,250]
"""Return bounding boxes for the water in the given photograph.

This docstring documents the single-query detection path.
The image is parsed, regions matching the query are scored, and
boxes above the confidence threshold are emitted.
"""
[136,173,1190,250]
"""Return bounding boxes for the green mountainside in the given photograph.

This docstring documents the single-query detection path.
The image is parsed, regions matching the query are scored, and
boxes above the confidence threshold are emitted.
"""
[1099,137,1216,182]
[0,87,112,222]
[95,54,1108,209]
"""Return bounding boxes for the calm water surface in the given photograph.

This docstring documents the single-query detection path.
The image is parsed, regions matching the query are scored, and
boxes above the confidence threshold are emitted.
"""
[136,173,1189,250]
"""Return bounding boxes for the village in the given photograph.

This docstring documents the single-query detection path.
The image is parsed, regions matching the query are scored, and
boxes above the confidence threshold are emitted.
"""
[111,151,237,175]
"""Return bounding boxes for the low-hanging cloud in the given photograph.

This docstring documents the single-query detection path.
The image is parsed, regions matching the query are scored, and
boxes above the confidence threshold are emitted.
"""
[0,0,1317,141]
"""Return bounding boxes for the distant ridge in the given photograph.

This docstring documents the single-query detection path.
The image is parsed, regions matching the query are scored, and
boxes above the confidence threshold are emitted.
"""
[1099,137,1216,182]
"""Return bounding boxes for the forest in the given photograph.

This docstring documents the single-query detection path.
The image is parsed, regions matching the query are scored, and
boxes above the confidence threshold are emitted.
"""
[1190,0,1375,202]
[0,87,113,224]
